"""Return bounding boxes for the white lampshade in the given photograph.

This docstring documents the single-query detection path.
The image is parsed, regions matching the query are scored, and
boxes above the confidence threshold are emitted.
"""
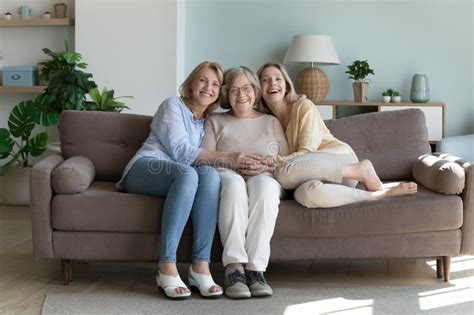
[284,35,340,65]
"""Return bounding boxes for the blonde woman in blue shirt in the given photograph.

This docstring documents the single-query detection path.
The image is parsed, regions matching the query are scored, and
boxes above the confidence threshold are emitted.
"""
[117,62,260,300]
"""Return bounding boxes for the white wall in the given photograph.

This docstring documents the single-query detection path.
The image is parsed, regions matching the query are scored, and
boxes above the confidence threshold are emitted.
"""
[75,0,185,116]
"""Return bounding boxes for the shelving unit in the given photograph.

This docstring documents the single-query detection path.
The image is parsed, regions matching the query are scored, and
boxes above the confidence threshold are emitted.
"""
[0,86,47,93]
[0,18,74,27]
[314,100,446,143]
[0,17,74,93]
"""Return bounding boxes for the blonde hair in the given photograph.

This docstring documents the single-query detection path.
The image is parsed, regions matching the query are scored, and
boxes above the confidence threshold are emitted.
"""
[179,61,225,117]
[220,66,261,110]
[256,62,297,114]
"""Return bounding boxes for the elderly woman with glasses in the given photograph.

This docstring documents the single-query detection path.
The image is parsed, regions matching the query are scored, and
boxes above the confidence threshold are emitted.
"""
[201,66,288,299]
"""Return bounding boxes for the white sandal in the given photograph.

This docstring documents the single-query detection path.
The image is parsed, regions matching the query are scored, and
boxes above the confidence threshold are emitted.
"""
[188,266,223,299]
[156,272,191,300]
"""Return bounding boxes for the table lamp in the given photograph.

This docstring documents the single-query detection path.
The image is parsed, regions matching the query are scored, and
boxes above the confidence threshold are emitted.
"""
[283,35,340,103]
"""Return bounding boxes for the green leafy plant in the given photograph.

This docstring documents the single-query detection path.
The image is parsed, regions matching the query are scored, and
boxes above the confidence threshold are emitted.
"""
[85,87,132,112]
[393,91,400,97]
[32,41,97,126]
[382,88,394,96]
[382,91,390,97]
[345,60,375,82]
[0,101,48,175]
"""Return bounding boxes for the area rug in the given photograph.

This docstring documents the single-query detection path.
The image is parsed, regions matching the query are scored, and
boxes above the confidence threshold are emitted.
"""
[42,284,474,315]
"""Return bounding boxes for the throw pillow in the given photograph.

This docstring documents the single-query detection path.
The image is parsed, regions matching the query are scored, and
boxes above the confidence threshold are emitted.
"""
[52,156,95,194]
[412,154,465,195]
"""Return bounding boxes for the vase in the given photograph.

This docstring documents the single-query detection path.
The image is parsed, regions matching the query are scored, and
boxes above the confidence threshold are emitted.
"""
[0,166,31,205]
[410,74,430,103]
[352,82,369,103]
[54,3,67,18]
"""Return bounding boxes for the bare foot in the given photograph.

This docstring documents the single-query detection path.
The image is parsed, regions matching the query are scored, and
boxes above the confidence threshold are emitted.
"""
[384,182,418,197]
[369,182,417,200]
[359,160,383,191]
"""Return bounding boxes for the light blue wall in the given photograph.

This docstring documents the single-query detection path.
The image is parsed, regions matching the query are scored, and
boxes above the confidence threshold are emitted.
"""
[185,0,473,136]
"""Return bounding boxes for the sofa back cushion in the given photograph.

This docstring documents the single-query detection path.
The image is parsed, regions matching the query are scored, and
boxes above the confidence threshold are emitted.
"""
[325,108,431,180]
[59,110,152,181]
[60,108,430,182]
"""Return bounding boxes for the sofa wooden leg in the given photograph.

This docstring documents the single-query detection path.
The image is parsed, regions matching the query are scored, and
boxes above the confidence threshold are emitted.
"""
[61,259,72,285]
[443,256,451,282]
[436,258,443,278]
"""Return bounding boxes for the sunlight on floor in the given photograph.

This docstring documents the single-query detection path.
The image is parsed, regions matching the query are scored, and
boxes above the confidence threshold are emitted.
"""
[283,297,373,315]
[418,285,474,310]
[420,256,474,310]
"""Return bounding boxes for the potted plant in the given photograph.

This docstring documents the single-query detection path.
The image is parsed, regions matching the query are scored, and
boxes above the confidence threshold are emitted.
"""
[32,41,97,127]
[0,100,48,205]
[345,60,375,103]
[381,88,393,103]
[85,87,132,112]
[392,91,401,103]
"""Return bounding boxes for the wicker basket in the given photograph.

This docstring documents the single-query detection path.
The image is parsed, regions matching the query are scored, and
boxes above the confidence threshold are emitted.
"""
[295,67,329,103]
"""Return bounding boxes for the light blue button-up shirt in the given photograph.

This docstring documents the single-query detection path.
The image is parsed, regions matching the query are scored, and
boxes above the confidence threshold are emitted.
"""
[116,96,205,190]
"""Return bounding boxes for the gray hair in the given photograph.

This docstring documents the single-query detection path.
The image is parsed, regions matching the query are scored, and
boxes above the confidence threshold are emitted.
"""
[221,66,261,110]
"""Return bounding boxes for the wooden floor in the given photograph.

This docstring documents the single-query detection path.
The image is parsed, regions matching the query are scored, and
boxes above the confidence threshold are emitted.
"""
[1,205,473,314]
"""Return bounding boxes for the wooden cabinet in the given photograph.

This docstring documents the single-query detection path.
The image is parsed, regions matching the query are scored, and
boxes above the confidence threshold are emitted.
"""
[315,101,446,143]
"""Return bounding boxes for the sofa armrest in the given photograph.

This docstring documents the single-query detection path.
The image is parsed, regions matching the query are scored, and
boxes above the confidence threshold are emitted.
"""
[461,163,474,255]
[30,154,64,259]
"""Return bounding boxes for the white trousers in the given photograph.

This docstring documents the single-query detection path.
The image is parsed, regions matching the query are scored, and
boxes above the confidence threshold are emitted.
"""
[275,152,373,208]
[218,168,283,272]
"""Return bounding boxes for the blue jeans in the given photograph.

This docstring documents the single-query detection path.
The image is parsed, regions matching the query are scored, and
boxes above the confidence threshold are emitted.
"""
[122,157,220,263]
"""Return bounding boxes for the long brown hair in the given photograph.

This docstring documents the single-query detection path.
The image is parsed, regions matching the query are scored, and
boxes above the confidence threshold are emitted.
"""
[179,61,225,117]
[256,62,297,114]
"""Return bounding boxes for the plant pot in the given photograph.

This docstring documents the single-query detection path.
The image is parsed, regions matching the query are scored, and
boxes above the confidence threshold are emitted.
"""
[391,96,401,103]
[54,3,67,18]
[0,166,31,206]
[352,82,369,103]
[382,96,391,103]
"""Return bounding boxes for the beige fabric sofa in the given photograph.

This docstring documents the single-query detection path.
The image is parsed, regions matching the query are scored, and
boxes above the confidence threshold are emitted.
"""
[30,109,474,284]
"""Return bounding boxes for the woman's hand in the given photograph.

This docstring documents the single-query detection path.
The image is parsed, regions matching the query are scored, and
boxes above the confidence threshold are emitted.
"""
[253,155,277,167]
[239,162,275,178]
[290,93,306,103]
[227,152,261,170]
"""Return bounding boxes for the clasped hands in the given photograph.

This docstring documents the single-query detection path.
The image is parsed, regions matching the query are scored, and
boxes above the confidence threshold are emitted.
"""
[232,152,277,177]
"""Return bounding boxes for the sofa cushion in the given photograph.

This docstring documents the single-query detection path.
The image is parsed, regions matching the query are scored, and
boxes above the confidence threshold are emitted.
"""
[413,154,465,195]
[53,182,462,239]
[52,181,165,233]
[325,109,431,181]
[52,156,95,194]
[59,111,152,181]
[274,185,463,239]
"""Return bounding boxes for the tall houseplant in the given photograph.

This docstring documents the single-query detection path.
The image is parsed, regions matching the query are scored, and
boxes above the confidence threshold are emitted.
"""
[0,100,48,205]
[345,60,374,103]
[33,42,97,127]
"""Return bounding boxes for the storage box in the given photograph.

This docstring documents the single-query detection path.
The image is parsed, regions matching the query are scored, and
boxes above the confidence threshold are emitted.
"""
[2,66,38,86]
